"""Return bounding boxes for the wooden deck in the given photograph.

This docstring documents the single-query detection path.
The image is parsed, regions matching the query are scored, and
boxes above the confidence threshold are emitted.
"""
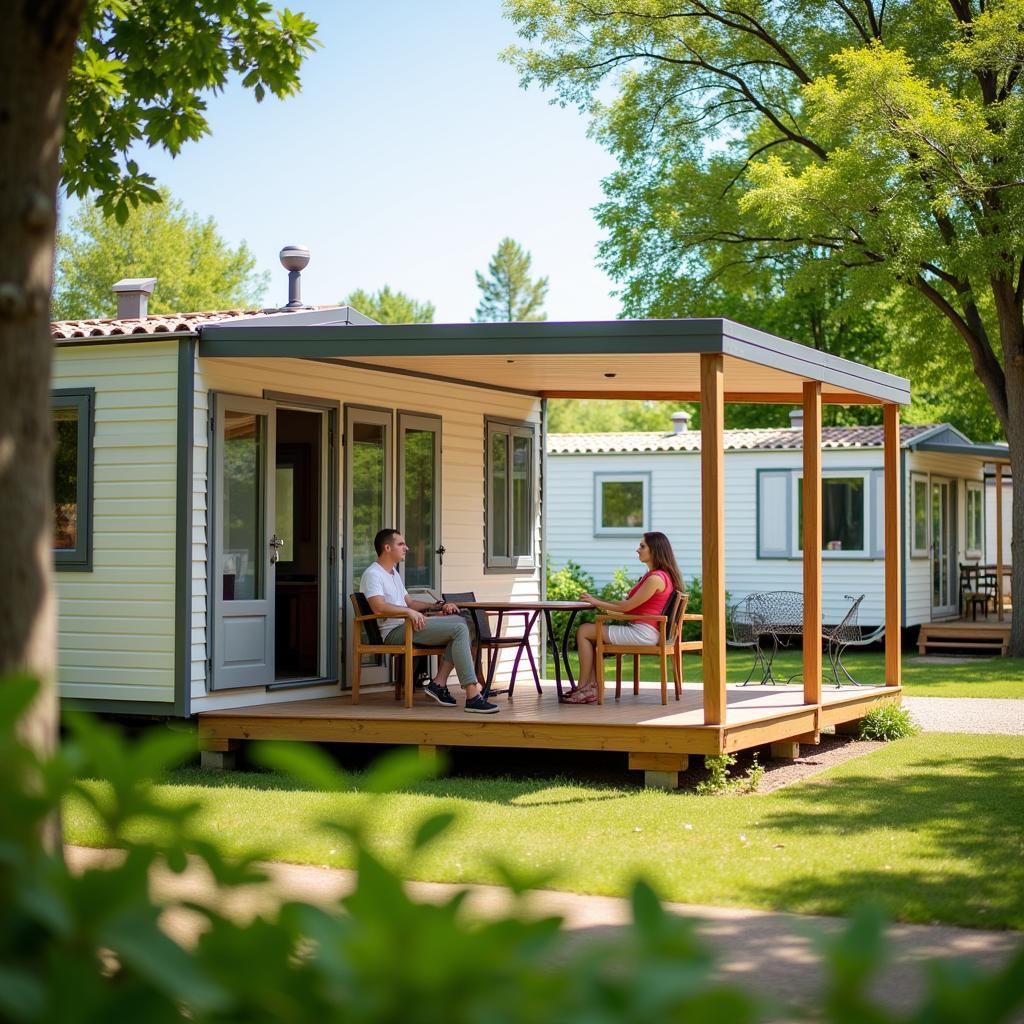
[917,617,1010,656]
[198,682,900,779]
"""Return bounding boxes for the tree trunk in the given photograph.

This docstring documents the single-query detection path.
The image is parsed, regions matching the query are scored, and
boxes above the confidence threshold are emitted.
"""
[1004,360,1024,658]
[0,2,86,754]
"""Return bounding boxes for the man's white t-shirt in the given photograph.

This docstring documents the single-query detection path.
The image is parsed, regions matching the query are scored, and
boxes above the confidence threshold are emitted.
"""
[359,561,408,634]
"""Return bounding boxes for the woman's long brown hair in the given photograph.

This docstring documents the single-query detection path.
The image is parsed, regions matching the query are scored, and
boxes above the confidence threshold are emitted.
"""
[643,531,684,595]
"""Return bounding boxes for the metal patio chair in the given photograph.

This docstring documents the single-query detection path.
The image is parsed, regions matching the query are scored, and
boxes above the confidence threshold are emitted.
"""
[822,594,884,687]
[729,595,767,685]
[442,591,542,698]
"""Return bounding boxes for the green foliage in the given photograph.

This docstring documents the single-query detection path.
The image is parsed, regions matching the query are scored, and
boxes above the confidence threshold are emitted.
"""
[859,704,921,742]
[6,678,1024,1021]
[342,285,436,324]
[53,189,267,320]
[697,752,765,795]
[503,1,1017,441]
[697,753,737,795]
[474,237,548,321]
[65,2,318,222]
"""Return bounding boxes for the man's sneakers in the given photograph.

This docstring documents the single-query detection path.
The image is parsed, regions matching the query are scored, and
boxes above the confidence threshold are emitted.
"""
[464,693,500,714]
[423,681,457,706]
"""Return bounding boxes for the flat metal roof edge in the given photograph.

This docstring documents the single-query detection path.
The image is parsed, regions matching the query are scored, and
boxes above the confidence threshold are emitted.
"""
[197,317,909,401]
[916,440,1010,459]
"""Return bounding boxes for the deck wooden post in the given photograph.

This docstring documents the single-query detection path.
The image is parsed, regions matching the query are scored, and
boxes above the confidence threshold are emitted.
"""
[996,462,1005,622]
[802,382,822,706]
[884,404,902,687]
[700,354,726,725]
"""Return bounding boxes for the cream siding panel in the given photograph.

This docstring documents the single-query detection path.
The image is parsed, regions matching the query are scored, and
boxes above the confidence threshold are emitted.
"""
[53,341,178,705]
[191,356,542,712]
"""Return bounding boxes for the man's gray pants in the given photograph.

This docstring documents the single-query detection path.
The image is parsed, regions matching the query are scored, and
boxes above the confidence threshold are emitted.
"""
[383,615,477,687]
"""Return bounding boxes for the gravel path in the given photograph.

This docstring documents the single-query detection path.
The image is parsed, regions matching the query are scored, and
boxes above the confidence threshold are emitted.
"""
[903,696,1024,735]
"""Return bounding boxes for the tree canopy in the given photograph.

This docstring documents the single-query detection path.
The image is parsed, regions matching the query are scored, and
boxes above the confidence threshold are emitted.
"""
[53,190,267,320]
[474,237,549,321]
[64,2,318,223]
[504,1,1020,438]
[342,286,436,324]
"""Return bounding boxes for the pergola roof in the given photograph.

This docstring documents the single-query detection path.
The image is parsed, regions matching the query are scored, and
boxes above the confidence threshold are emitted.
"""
[199,313,911,406]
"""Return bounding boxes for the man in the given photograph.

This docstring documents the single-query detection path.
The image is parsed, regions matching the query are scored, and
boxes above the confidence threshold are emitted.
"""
[359,528,499,714]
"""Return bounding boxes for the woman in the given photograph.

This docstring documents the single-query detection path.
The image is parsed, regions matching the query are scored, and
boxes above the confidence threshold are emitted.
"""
[564,531,683,704]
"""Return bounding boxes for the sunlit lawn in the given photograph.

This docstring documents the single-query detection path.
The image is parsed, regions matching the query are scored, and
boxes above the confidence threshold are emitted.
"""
[545,649,1024,699]
[66,733,1024,930]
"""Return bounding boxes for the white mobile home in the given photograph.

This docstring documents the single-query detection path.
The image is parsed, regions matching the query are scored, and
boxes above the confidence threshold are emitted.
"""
[547,417,1010,630]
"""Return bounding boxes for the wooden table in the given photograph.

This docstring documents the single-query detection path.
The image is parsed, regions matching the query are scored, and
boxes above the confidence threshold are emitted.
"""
[457,600,591,700]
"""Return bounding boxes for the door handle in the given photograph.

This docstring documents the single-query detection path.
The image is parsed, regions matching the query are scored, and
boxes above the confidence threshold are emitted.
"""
[269,534,286,564]
[435,544,446,564]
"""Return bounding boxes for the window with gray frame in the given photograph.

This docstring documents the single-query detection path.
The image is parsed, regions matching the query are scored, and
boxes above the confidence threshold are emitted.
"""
[52,388,94,570]
[966,481,984,555]
[485,418,535,570]
[594,473,650,534]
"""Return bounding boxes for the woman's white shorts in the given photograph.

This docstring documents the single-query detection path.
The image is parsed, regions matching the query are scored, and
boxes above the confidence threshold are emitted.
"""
[605,621,659,645]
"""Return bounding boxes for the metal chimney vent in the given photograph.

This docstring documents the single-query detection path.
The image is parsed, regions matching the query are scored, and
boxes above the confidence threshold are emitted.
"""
[789,408,804,429]
[671,410,691,433]
[279,245,310,309]
[112,277,157,319]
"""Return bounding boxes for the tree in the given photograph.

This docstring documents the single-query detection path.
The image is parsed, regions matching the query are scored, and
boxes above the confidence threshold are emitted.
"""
[474,237,548,321]
[54,191,268,320]
[506,1,1024,654]
[342,285,435,324]
[0,1,316,754]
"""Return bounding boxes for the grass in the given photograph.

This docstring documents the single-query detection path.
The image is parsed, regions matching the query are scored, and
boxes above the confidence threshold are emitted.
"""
[65,733,1024,930]
[545,649,1024,698]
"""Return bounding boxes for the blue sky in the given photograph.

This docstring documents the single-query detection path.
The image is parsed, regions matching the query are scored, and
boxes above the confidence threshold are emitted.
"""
[85,1,621,321]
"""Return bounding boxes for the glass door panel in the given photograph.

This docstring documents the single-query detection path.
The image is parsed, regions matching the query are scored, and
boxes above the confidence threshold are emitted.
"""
[212,395,276,690]
[398,414,441,592]
[344,407,393,687]
[931,479,955,615]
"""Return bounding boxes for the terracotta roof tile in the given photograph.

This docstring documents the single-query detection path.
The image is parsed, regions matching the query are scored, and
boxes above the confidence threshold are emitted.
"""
[547,424,938,454]
[50,306,347,340]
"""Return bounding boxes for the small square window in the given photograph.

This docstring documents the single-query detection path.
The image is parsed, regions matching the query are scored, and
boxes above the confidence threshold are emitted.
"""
[594,474,650,535]
[52,388,94,570]
[796,474,868,555]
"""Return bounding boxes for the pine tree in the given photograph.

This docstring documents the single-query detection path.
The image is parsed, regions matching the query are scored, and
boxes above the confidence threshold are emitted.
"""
[474,237,548,321]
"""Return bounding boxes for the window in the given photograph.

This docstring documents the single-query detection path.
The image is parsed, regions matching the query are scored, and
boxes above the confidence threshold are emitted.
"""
[52,388,94,570]
[485,419,535,570]
[966,481,984,555]
[910,472,929,557]
[759,468,876,558]
[594,473,650,535]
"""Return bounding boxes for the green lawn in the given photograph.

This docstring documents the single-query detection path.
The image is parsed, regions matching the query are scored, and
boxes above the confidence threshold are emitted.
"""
[66,733,1024,930]
[545,649,1024,698]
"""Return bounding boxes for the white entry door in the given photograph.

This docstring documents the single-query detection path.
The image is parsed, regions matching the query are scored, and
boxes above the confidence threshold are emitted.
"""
[212,395,277,689]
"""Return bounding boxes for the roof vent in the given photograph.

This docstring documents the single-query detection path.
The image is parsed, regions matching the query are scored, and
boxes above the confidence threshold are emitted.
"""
[789,408,804,429]
[112,277,157,319]
[671,410,691,433]
[279,245,310,309]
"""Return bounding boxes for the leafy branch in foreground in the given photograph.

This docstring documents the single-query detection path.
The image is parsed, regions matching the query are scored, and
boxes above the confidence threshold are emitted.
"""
[2,676,1022,1021]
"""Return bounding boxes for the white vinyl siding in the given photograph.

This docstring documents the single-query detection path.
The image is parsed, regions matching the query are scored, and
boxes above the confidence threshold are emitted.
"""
[191,356,542,713]
[53,342,179,704]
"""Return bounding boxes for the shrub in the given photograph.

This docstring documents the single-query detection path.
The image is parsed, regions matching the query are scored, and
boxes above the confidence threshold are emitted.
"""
[858,703,921,741]
[696,752,765,795]
[546,558,595,639]
[1,679,1023,1022]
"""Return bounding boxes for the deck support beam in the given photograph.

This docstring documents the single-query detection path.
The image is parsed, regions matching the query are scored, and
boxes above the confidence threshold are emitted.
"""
[802,382,822,705]
[884,405,902,687]
[700,354,726,725]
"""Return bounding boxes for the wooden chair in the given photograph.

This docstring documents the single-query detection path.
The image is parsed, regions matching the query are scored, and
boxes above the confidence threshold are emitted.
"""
[349,593,446,709]
[442,591,542,698]
[959,563,997,620]
[594,592,691,706]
